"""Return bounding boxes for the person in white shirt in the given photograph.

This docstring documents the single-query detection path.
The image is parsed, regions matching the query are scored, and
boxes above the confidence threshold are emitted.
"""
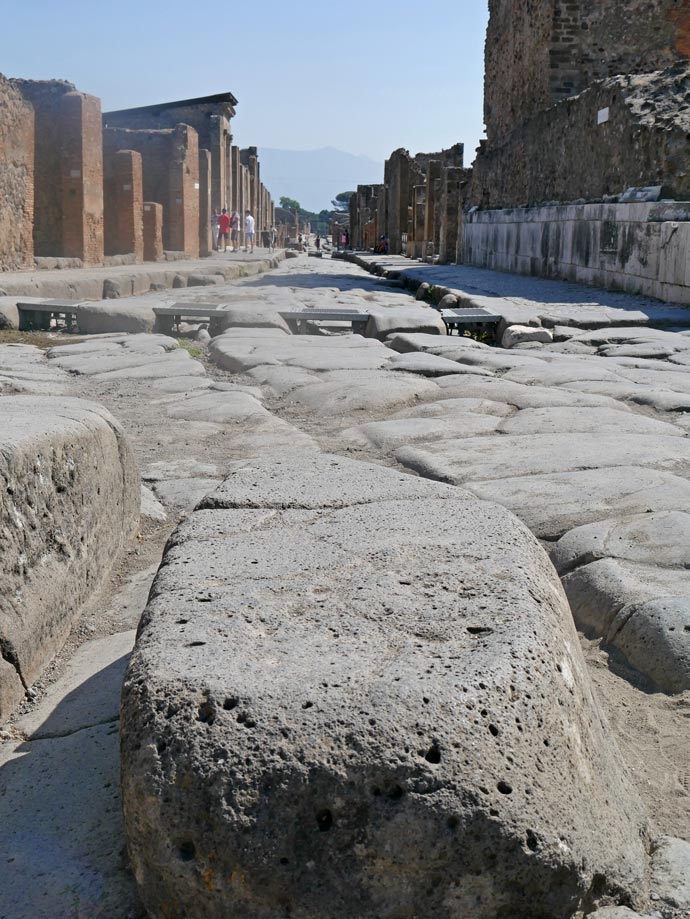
[244,210,255,253]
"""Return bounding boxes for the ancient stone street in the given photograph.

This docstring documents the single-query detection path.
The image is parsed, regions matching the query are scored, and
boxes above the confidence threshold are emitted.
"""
[0,254,689,918]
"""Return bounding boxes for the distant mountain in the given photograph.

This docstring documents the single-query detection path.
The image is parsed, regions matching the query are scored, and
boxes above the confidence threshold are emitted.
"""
[258,146,383,213]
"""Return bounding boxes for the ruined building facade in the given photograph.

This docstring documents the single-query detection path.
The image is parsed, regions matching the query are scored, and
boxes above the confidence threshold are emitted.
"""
[350,144,468,263]
[353,0,690,303]
[0,81,276,271]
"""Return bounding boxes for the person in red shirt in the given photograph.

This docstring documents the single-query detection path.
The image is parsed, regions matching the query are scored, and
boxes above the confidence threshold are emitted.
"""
[217,209,231,252]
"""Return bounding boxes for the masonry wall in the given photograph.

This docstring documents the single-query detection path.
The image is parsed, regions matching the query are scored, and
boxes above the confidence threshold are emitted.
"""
[104,101,234,212]
[485,0,690,145]
[0,75,34,270]
[462,200,690,303]
[471,65,690,208]
[104,125,200,255]
[104,149,144,260]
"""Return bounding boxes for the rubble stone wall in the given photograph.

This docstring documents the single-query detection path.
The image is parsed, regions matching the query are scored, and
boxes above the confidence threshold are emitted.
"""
[485,0,690,145]
[0,75,34,270]
[471,65,690,209]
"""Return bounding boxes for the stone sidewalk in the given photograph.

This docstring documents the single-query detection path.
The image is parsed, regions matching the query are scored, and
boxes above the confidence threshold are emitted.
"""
[343,251,690,331]
[0,248,284,302]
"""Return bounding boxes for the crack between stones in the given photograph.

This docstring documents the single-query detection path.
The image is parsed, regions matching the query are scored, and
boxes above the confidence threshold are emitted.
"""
[0,636,28,692]
[26,714,120,742]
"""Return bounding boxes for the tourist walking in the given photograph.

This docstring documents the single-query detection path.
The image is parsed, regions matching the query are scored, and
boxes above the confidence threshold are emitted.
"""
[270,225,277,251]
[230,209,240,251]
[244,210,255,253]
[217,208,230,252]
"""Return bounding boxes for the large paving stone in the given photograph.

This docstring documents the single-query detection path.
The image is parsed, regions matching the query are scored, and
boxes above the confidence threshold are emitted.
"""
[497,406,684,438]
[0,396,139,719]
[209,332,390,373]
[342,414,502,451]
[395,433,690,486]
[465,467,690,540]
[287,369,441,416]
[435,375,629,410]
[121,454,648,919]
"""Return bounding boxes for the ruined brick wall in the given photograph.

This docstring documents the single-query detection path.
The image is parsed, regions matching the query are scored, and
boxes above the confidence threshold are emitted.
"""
[61,92,104,264]
[471,64,690,208]
[13,81,73,258]
[105,102,234,212]
[13,80,104,264]
[104,149,144,260]
[104,125,200,254]
[485,0,690,145]
[0,74,34,270]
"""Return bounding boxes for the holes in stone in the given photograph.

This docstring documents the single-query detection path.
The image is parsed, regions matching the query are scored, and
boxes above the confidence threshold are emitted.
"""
[280,857,289,865]
[497,781,513,795]
[316,809,333,832]
[186,641,206,648]
[176,619,189,625]
[197,702,215,725]
[388,785,404,801]
[446,815,459,830]
[223,697,238,711]
[302,701,314,710]
[178,840,196,862]
[156,740,167,754]
[424,744,441,765]
[467,626,494,636]
[526,831,539,852]
[236,712,256,728]
[489,724,499,737]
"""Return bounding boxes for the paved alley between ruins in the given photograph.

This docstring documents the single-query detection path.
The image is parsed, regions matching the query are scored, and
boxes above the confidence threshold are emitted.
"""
[2,253,690,918]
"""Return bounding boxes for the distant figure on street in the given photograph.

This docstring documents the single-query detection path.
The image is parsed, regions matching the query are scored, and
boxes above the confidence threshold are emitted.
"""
[270,225,277,251]
[262,228,271,249]
[315,235,321,251]
[230,210,240,251]
[217,208,230,252]
[211,209,220,250]
[244,210,255,253]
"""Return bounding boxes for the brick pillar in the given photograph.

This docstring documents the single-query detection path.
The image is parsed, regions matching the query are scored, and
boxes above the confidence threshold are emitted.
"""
[209,115,224,213]
[230,145,240,212]
[167,124,199,257]
[199,148,212,257]
[104,149,144,261]
[438,166,464,264]
[143,202,163,262]
[423,161,442,261]
[61,92,104,264]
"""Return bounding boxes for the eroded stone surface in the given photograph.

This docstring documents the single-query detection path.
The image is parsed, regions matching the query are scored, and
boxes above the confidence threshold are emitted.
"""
[121,455,648,919]
[0,396,139,719]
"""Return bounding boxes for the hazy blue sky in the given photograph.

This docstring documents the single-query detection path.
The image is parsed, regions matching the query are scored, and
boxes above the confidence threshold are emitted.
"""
[3,0,489,164]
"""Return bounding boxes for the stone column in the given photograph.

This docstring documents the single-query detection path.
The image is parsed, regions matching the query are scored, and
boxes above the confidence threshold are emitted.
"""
[198,148,212,257]
[413,185,426,259]
[167,124,199,257]
[438,166,465,264]
[423,161,442,261]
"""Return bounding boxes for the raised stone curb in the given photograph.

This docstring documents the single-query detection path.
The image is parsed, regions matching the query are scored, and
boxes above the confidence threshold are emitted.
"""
[121,453,648,919]
[0,396,139,719]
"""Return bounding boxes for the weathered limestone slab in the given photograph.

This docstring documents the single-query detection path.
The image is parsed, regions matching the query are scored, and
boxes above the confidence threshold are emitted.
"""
[122,454,648,919]
[287,369,440,416]
[76,296,162,334]
[395,433,690,485]
[651,836,690,910]
[502,325,553,348]
[465,467,690,540]
[0,396,139,719]
[364,306,446,340]
[209,331,391,374]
